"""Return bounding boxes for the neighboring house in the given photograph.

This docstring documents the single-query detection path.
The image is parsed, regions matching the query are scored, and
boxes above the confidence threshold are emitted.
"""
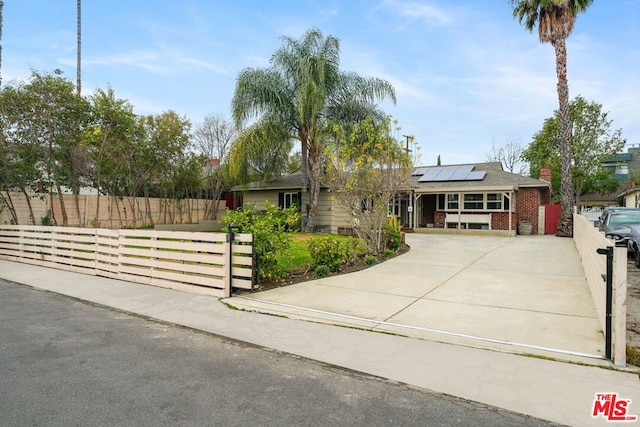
[619,185,640,208]
[231,162,552,235]
[602,152,632,181]
[579,191,620,208]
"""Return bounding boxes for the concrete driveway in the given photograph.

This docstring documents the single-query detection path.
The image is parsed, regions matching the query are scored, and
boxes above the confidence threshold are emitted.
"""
[224,233,605,364]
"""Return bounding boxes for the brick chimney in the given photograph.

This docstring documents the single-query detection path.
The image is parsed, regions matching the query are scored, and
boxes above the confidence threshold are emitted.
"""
[539,167,552,183]
[205,158,220,168]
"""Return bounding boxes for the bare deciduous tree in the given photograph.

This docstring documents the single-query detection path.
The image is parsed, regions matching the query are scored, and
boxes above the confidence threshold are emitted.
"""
[487,138,528,175]
[192,114,235,219]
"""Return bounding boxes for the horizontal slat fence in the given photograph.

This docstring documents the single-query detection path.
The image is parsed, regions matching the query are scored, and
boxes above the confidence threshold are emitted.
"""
[573,213,626,367]
[0,225,253,297]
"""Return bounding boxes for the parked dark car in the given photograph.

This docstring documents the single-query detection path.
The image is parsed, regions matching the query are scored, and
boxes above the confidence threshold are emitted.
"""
[596,207,640,228]
[627,225,640,267]
[602,213,640,257]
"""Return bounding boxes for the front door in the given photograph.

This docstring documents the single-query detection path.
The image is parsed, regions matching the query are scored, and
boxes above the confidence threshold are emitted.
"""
[421,195,436,227]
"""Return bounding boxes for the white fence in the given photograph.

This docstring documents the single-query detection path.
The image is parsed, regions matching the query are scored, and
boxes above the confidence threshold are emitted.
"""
[573,214,626,367]
[579,206,603,224]
[0,225,253,298]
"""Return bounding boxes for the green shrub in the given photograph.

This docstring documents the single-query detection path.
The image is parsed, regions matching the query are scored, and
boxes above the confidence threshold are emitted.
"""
[364,255,377,265]
[383,249,395,258]
[385,214,402,251]
[314,264,330,278]
[223,202,300,281]
[308,236,358,272]
[41,210,54,226]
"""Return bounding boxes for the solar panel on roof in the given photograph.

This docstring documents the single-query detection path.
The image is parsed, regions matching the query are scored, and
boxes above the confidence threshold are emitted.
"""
[421,167,443,181]
[417,164,487,182]
[412,167,429,176]
[435,166,457,181]
[450,165,474,180]
[467,171,486,180]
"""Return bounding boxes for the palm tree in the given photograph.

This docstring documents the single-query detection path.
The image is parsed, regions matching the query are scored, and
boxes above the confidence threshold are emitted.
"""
[0,0,4,89]
[232,28,396,231]
[510,0,593,234]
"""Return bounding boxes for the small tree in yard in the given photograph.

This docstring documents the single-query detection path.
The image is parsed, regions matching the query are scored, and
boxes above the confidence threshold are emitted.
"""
[222,202,300,282]
[324,116,412,255]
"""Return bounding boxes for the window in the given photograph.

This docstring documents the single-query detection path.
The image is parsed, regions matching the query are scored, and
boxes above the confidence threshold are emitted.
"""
[361,197,375,212]
[463,194,483,210]
[446,194,458,210]
[616,165,629,175]
[278,192,300,209]
[439,192,507,211]
[487,193,502,210]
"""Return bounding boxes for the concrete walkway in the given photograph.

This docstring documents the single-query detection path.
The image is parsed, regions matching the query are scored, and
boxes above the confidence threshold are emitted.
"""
[1,234,639,427]
[226,234,605,364]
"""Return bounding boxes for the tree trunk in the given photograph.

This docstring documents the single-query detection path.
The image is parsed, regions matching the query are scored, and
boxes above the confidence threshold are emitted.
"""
[0,190,18,224]
[76,0,81,96]
[300,134,310,231]
[307,140,322,232]
[94,192,100,227]
[19,186,36,225]
[0,0,4,89]
[56,183,69,226]
[553,38,574,234]
[74,192,82,227]
[48,190,57,226]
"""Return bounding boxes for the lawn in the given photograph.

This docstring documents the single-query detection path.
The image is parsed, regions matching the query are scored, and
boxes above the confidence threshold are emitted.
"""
[276,233,362,273]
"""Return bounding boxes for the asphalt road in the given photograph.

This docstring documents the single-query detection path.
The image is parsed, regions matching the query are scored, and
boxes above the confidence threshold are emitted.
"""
[0,279,560,427]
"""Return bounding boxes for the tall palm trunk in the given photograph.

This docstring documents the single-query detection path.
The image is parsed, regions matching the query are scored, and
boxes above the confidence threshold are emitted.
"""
[76,0,81,96]
[0,0,4,89]
[299,129,310,231]
[553,38,574,222]
[307,140,322,232]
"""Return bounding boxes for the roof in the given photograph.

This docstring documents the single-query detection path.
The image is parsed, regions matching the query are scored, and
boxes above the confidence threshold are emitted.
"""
[231,162,550,193]
[604,153,632,163]
[230,170,304,192]
[408,162,550,192]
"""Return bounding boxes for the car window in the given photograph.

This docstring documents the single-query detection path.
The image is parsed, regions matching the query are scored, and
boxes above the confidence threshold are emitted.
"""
[608,214,640,225]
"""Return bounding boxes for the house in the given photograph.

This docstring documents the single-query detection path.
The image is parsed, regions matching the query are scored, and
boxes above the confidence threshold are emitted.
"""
[231,162,552,236]
[618,184,640,208]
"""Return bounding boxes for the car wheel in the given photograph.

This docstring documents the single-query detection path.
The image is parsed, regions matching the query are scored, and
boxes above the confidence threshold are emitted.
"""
[635,248,640,268]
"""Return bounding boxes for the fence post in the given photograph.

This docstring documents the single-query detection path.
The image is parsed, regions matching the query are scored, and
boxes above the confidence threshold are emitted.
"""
[597,245,613,361]
[612,241,628,367]
[224,224,242,298]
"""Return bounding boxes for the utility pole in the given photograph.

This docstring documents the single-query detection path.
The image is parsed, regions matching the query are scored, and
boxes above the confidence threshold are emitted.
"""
[402,135,414,155]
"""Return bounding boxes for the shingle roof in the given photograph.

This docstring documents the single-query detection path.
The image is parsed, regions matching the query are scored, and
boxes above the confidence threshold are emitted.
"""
[230,171,304,191]
[408,162,549,192]
[231,162,549,192]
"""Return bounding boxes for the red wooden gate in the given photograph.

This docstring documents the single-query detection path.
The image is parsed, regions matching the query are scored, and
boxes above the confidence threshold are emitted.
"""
[544,204,562,234]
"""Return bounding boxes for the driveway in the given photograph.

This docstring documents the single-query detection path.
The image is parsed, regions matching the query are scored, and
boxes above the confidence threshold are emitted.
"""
[224,233,604,364]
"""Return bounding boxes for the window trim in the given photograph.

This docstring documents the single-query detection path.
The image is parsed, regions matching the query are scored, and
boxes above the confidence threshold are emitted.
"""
[440,192,508,212]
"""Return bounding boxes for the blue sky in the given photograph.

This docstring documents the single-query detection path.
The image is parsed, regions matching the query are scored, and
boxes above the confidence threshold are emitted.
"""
[3,0,639,165]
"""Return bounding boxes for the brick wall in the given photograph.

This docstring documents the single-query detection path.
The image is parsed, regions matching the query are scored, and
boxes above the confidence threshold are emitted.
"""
[516,187,542,234]
[431,187,547,234]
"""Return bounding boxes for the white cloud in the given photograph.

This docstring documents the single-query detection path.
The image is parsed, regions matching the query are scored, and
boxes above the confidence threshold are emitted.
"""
[379,0,454,27]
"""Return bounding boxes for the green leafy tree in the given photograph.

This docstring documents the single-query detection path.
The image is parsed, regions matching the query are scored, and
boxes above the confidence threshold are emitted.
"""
[133,111,191,227]
[0,83,46,224]
[0,70,87,226]
[84,87,137,226]
[510,0,594,230]
[522,96,626,205]
[231,27,396,231]
[324,116,412,255]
